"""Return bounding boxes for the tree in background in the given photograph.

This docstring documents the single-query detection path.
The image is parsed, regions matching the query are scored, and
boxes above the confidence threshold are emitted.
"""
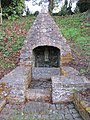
[58,0,73,16]
[1,0,25,19]
[77,0,90,12]
[77,0,90,22]
[2,0,55,18]
[48,0,54,13]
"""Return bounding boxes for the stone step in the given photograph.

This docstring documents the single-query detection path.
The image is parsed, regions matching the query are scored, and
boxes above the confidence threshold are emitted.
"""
[30,79,52,89]
[26,89,51,103]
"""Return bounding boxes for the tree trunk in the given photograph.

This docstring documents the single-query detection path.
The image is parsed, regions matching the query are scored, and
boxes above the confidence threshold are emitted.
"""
[50,0,54,9]
[49,0,54,13]
[0,0,2,25]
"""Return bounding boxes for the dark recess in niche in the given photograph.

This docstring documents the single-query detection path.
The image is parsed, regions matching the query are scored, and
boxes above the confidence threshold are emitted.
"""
[33,46,60,67]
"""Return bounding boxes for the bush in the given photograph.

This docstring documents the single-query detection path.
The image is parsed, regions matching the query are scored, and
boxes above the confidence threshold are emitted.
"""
[1,0,25,19]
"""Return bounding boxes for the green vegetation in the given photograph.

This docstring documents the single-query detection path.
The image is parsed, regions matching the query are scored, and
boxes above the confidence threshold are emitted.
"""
[0,16,36,78]
[54,13,90,55]
[1,0,25,19]
[54,13,90,77]
[0,12,90,79]
[77,0,90,13]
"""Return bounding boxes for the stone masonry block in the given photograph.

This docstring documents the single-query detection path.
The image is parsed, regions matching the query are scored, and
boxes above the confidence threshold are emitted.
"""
[0,65,32,103]
[26,89,51,103]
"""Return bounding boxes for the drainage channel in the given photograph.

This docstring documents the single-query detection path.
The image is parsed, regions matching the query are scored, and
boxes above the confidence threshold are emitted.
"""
[30,78,52,89]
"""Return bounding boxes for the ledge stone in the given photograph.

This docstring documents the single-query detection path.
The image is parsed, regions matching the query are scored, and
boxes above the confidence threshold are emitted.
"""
[73,92,90,120]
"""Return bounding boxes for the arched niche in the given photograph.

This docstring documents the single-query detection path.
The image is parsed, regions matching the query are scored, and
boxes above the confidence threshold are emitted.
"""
[32,45,60,67]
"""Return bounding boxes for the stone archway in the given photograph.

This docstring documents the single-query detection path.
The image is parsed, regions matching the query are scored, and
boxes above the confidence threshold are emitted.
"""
[33,46,60,68]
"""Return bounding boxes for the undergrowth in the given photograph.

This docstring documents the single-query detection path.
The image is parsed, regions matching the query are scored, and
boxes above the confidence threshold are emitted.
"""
[0,16,36,78]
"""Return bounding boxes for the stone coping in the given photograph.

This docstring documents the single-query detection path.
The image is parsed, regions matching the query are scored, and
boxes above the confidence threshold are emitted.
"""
[0,65,32,103]
[73,92,90,120]
[52,67,90,103]
[32,67,60,80]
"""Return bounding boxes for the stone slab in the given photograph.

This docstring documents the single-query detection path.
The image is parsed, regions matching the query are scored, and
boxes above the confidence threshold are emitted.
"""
[32,67,60,80]
[52,67,90,103]
[26,88,51,103]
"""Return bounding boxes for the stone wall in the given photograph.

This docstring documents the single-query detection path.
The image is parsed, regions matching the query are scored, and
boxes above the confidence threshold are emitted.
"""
[0,65,32,103]
[20,13,72,67]
[52,67,90,103]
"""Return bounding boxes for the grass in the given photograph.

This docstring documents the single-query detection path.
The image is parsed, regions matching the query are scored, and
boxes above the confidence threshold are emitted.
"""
[54,13,90,55]
[53,13,90,78]
[0,15,36,78]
